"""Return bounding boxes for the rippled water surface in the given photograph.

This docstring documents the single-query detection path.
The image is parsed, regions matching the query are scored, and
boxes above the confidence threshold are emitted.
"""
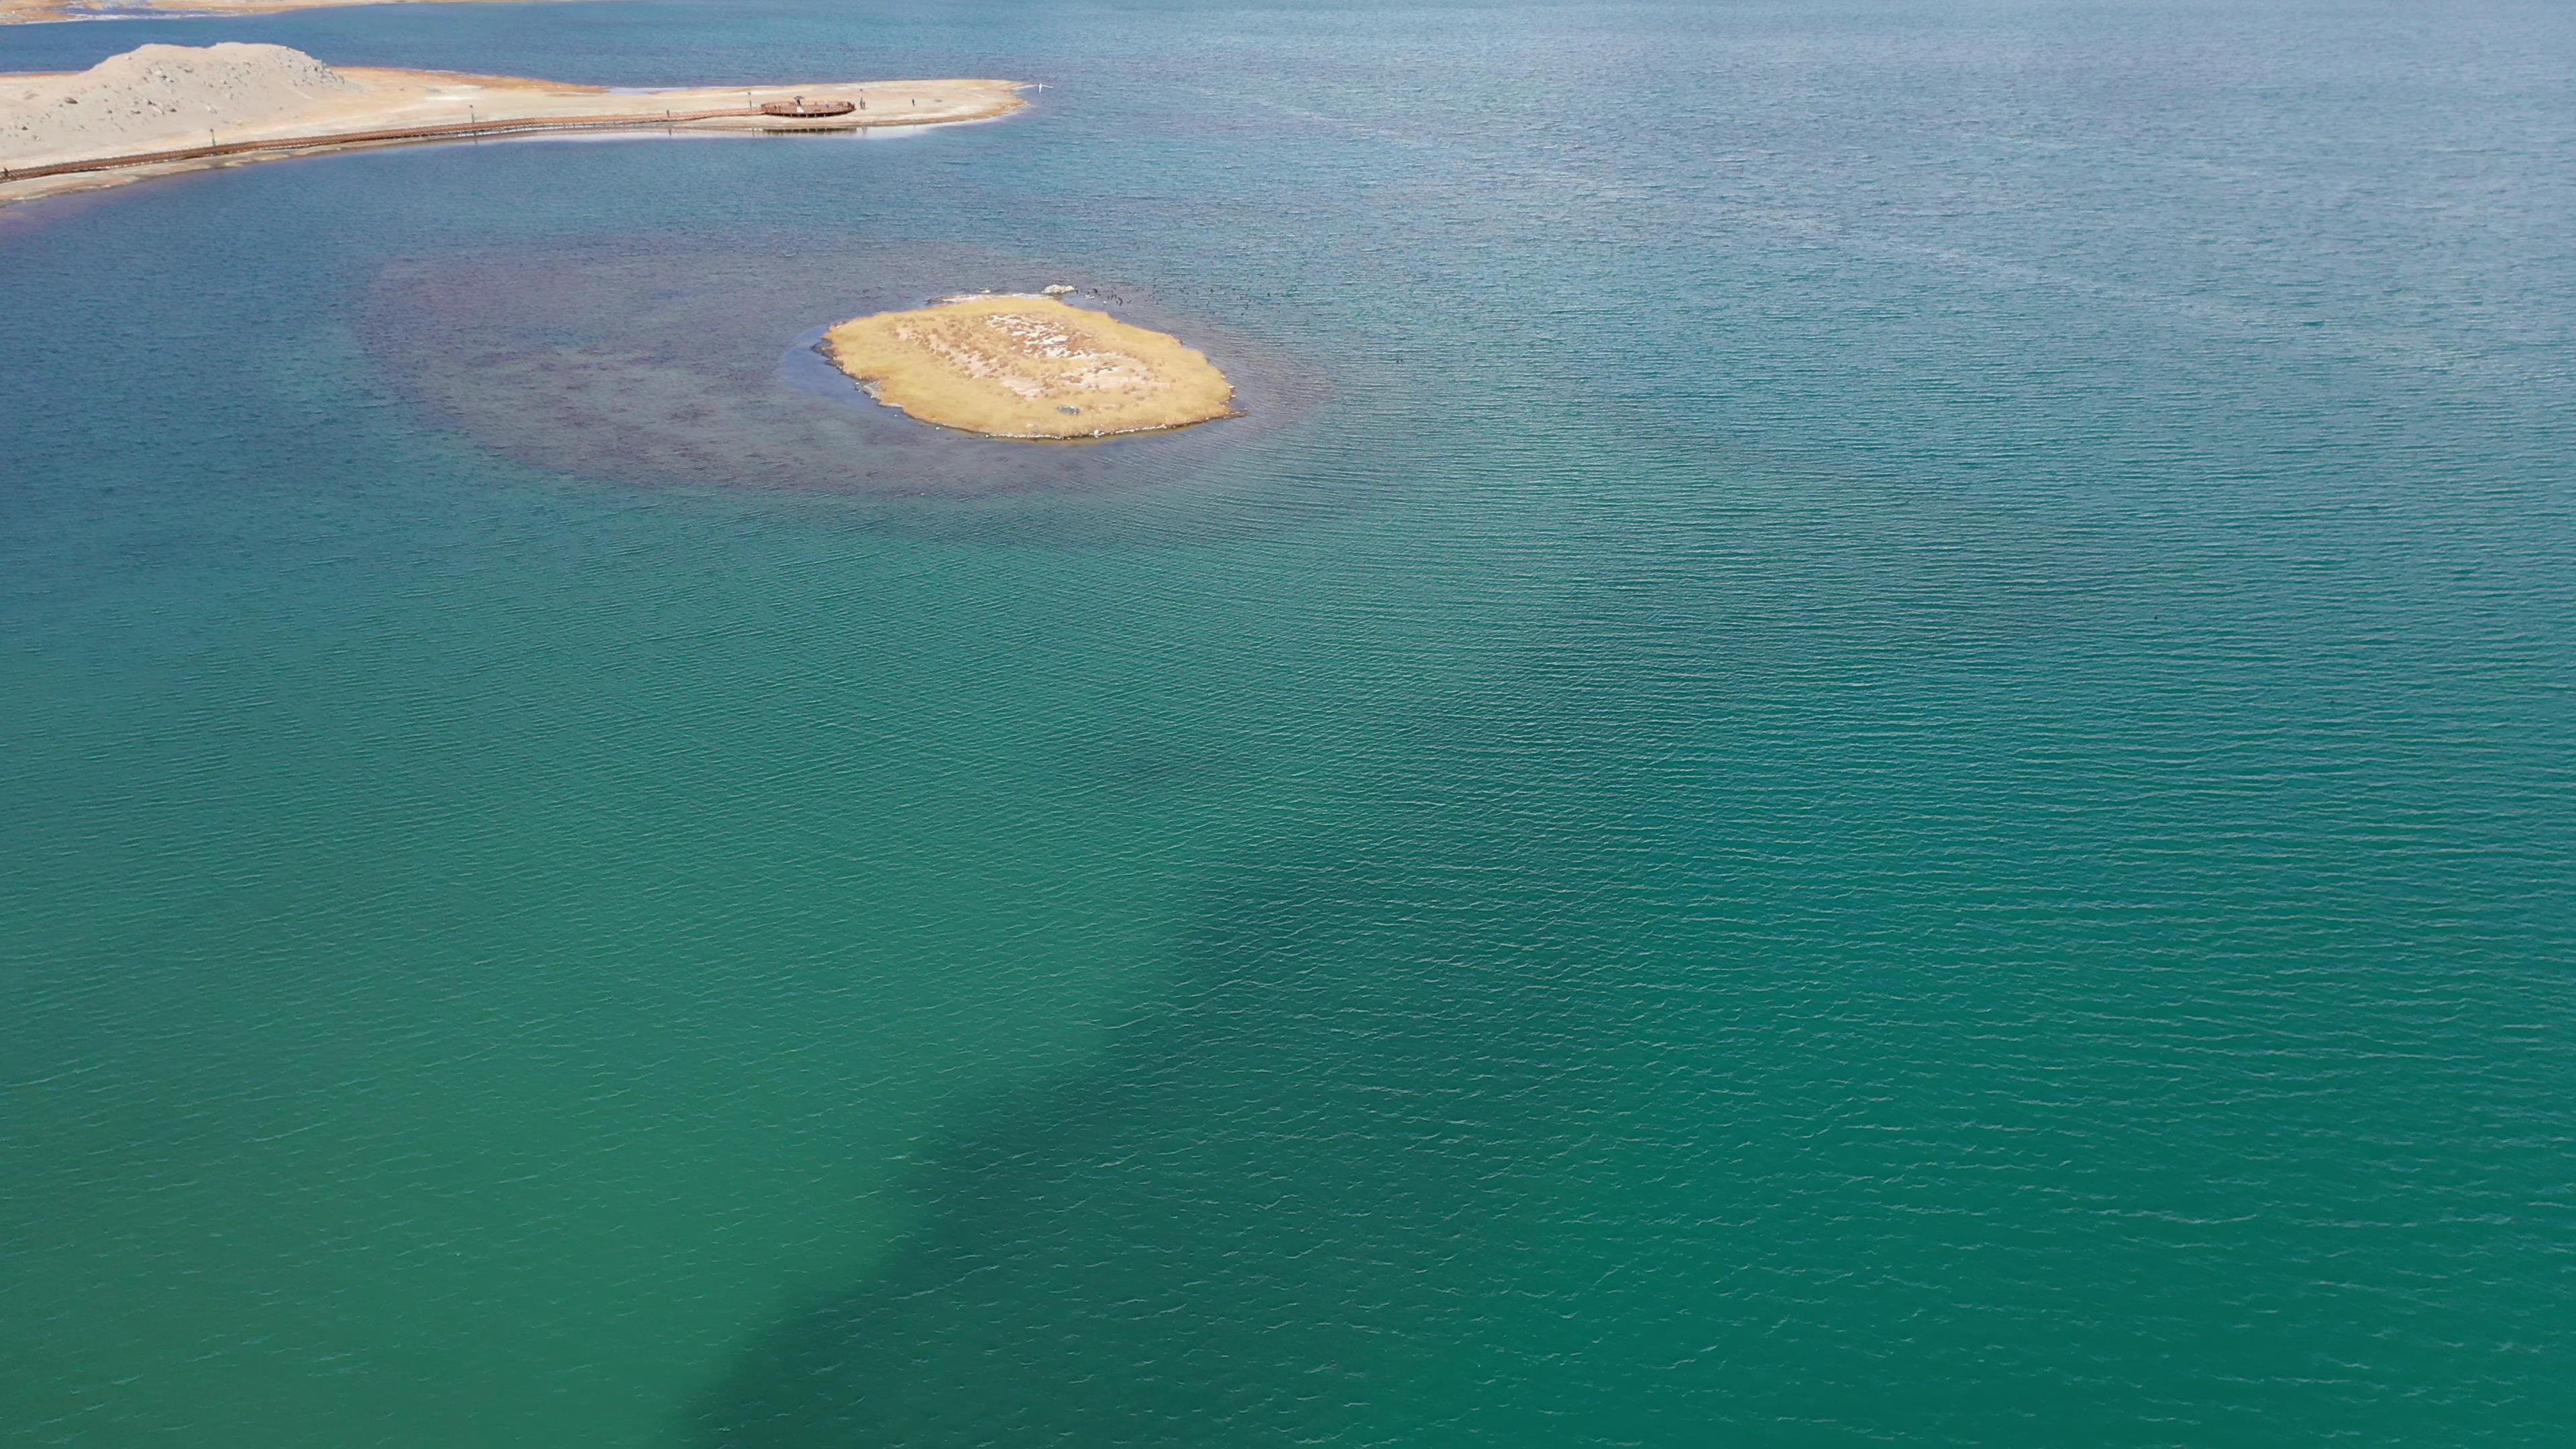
[3,1,2572,1445]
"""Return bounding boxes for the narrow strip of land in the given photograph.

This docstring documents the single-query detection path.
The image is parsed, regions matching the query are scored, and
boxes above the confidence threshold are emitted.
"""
[2,44,1025,207]
[2,0,589,26]
[5,105,763,184]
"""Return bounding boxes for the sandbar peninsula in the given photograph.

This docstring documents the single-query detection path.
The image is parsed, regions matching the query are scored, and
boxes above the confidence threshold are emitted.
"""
[1,43,1024,207]
[2,0,586,24]
[822,294,1236,439]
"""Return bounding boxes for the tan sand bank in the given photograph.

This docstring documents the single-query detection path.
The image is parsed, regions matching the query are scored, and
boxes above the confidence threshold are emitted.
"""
[822,294,1237,439]
[2,0,584,25]
[1,42,1024,206]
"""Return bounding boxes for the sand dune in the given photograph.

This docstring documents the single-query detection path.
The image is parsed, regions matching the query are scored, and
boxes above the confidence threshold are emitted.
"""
[6,44,356,162]
[1,43,1025,206]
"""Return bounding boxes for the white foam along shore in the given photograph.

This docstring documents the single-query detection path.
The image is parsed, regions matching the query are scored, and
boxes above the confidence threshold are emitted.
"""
[1,43,1026,206]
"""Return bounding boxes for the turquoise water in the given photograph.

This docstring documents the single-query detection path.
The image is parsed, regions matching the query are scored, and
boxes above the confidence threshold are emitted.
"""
[4,1,2572,1444]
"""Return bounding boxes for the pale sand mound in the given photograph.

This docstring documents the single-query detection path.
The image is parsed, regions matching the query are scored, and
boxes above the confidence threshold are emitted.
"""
[3,42,352,161]
[822,295,1236,439]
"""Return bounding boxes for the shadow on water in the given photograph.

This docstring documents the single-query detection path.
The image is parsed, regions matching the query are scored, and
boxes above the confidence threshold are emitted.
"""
[682,833,1641,1448]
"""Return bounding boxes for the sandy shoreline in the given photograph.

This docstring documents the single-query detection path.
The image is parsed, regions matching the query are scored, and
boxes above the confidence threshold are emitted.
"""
[2,44,1025,207]
[1,0,583,25]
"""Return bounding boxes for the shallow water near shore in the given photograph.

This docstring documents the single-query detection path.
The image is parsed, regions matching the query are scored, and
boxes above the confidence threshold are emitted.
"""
[4,1,2573,1446]
[367,239,1318,494]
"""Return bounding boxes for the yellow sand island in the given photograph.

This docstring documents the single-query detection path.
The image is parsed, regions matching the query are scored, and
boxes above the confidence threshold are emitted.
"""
[1,0,585,25]
[822,294,1236,439]
[0,43,1024,207]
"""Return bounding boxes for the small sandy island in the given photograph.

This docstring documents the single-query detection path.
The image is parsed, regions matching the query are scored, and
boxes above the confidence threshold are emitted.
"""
[2,0,583,25]
[822,294,1236,439]
[1,42,1023,207]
